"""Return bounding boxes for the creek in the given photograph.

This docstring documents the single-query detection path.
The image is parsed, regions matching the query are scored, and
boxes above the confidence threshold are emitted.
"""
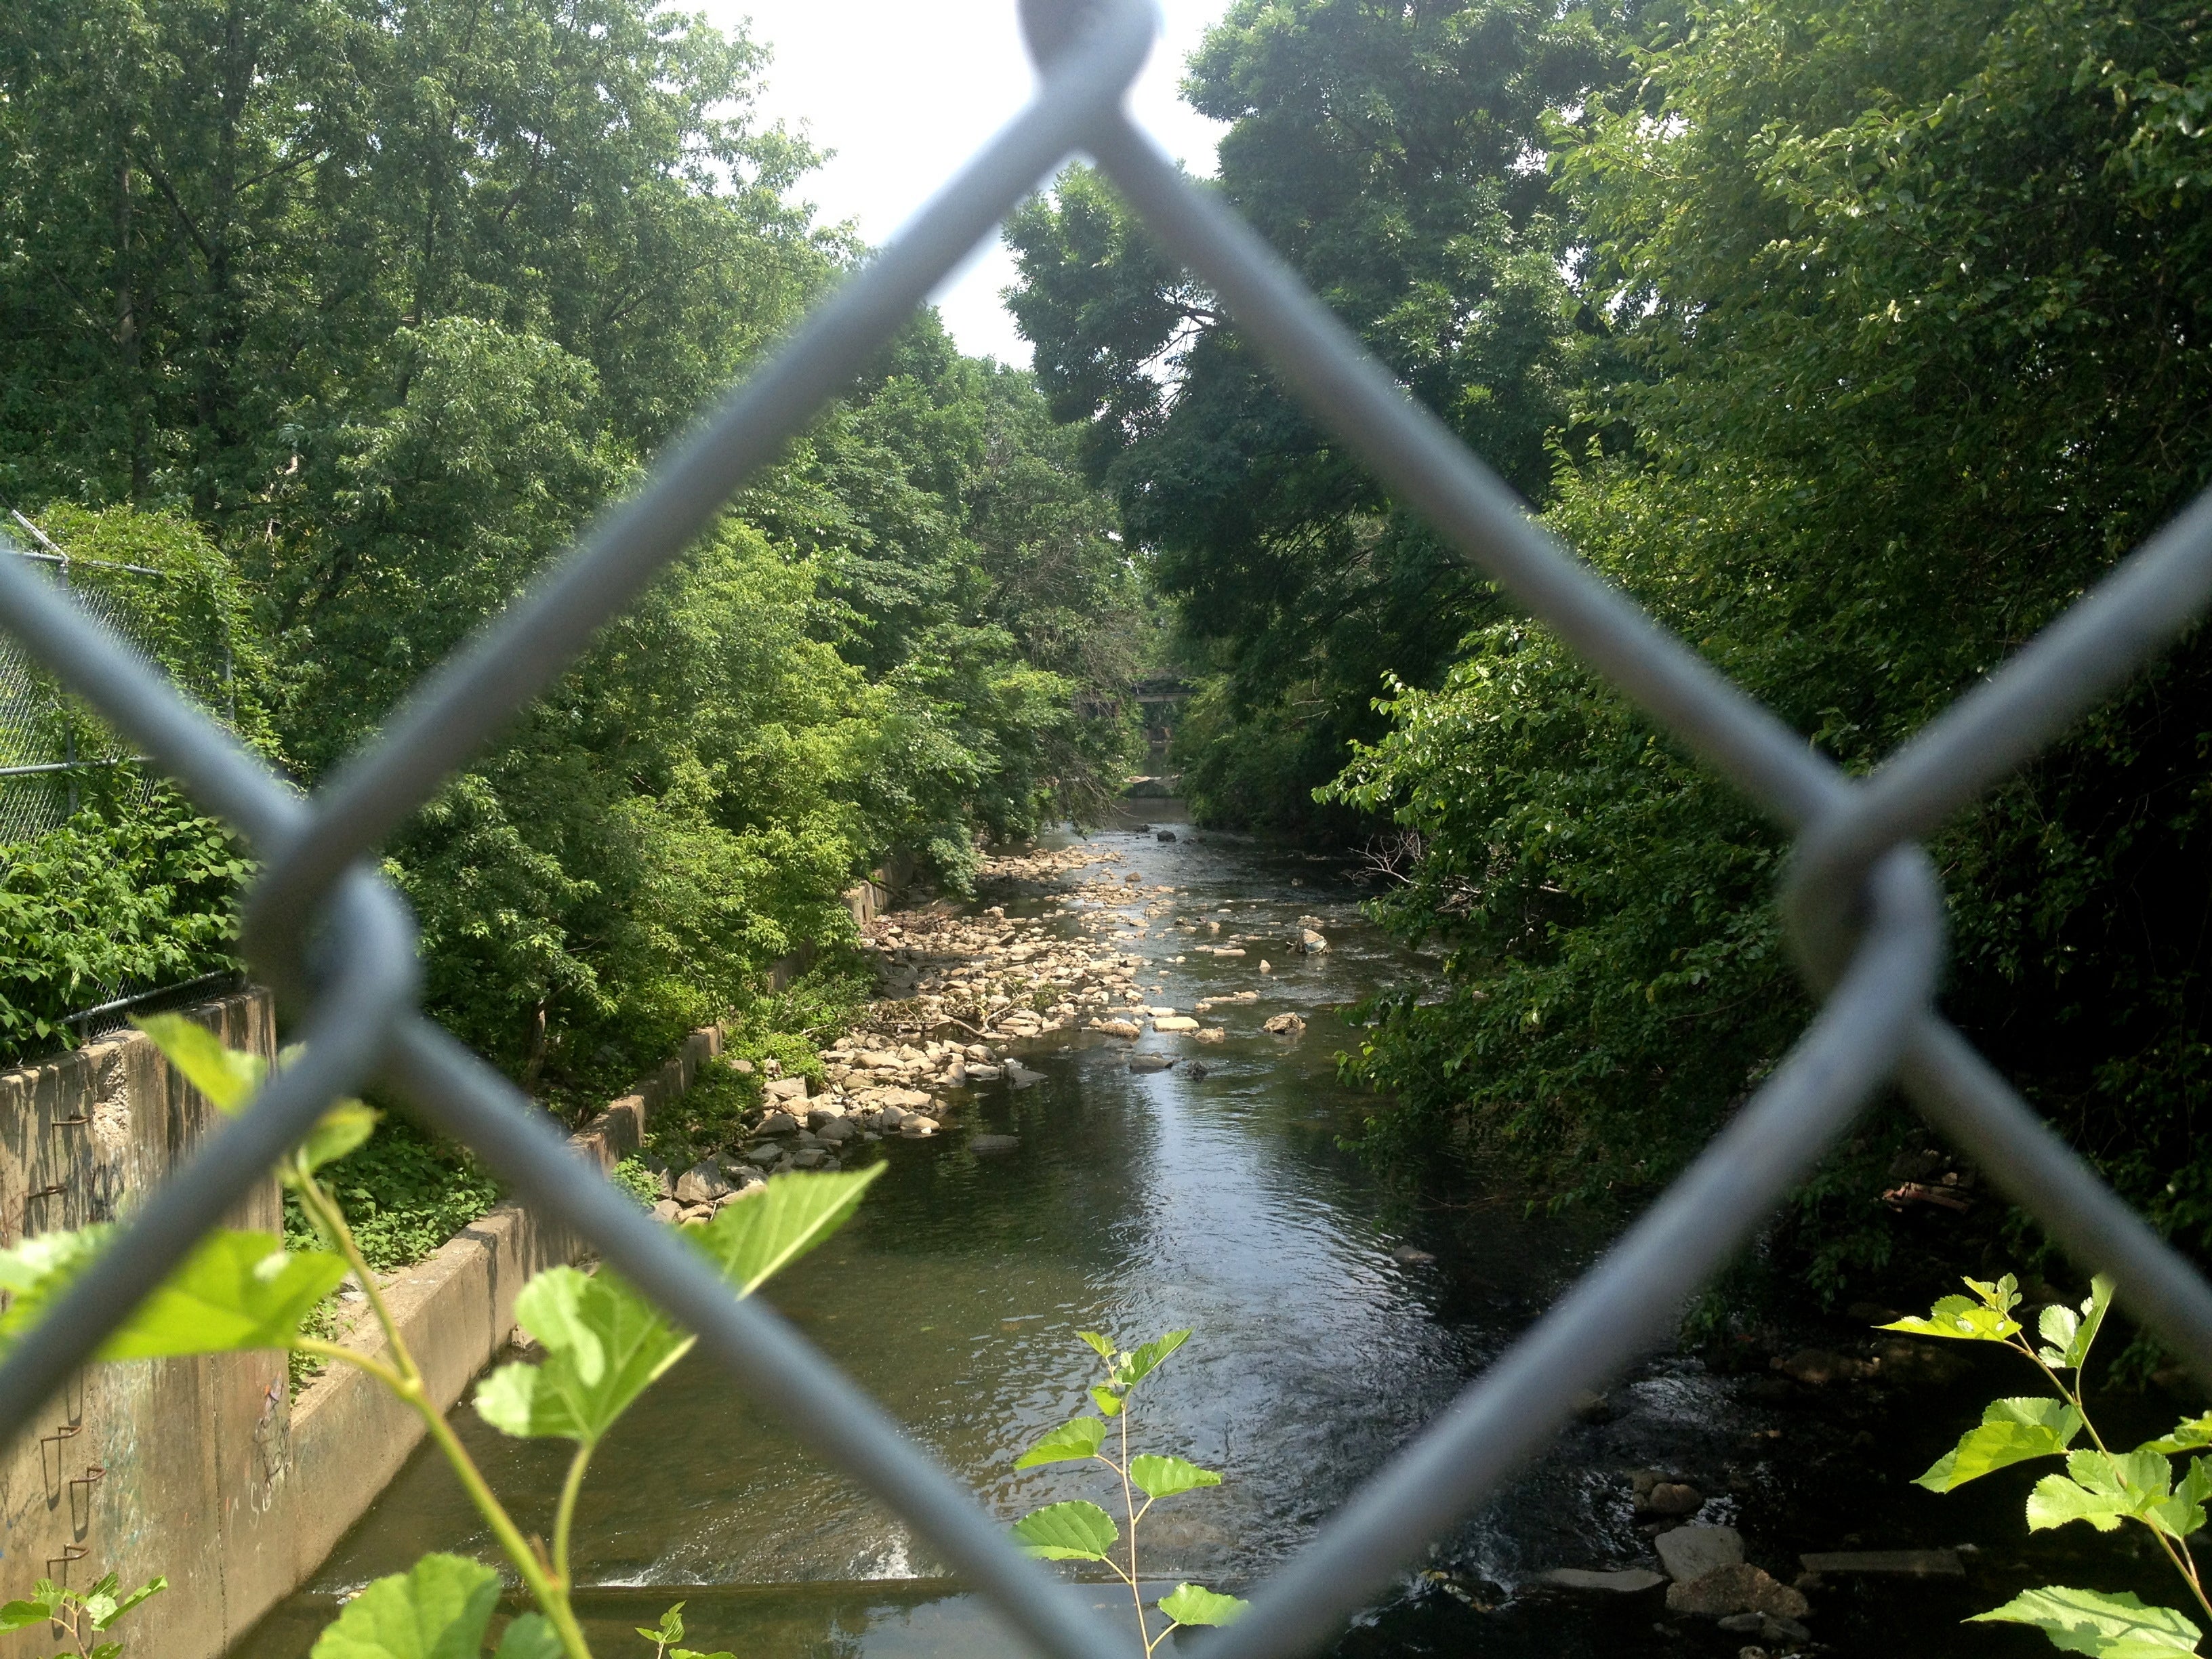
[231,822,2131,1659]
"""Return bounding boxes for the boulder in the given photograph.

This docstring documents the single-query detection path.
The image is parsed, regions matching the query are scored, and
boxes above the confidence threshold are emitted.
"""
[651,1197,682,1224]
[1194,1027,1226,1042]
[1298,928,1330,953]
[1155,830,1177,842]
[764,1076,810,1104]
[815,1118,857,1143]
[674,1161,733,1205]
[1656,1525,1742,1584]
[1643,1481,1704,1517]
[900,1116,939,1137]
[744,1144,782,1166]
[1153,1016,1200,1032]
[791,1147,827,1168]
[1262,1012,1306,1036]
[1128,1052,1175,1072]
[727,1058,757,1075]
[964,1064,1004,1080]
[1259,959,1273,973]
[970,1133,1021,1152]
[806,1101,846,1125]
[759,1109,801,1135]
[1092,1019,1142,1038]
[1540,1569,1666,1593]
[1664,1565,1808,1620]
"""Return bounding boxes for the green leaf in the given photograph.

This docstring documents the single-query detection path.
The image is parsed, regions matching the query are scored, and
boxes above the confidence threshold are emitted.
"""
[135,1013,265,1111]
[307,1554,501,1659]
[2039,1277,2116,1371]
[1969,1585,2201,1657]
[1015,1417,1107,1468]
[100,1231,349,1359]
[98,1577,165,1629]
[297,1103,382,1177]
[473,1267,684,1447]
[1128,1454,1222,1500]
[670,1650,737,1659]
[0,1227,112,1349]
[1158,1583,1249,1627]
[491,1615,561,1659]
[636,1601,684,1645]
[1881,1291,2021,1343]
[0,1586,63,1631]
[2028,1450,2182,1536]
[1090,1384,1126,1418]
[1917,1397,2083,1492]
[1116,1329,1191,1389]
[1011,1500,1119,1561]
[687,1168,881,1296]
[2139,1412,2212,1456]
[1075,1330,1114,1359]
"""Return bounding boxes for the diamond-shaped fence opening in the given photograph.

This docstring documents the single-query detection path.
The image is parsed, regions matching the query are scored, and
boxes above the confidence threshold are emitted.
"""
[3,3,2212,1656]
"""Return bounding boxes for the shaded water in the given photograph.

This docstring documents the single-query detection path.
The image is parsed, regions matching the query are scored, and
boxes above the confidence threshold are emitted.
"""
[233,826,2149,1658]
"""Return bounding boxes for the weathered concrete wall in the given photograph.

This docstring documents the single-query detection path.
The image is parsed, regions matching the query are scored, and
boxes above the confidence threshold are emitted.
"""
[0,991,282,1659]
[0,1004,725,1659]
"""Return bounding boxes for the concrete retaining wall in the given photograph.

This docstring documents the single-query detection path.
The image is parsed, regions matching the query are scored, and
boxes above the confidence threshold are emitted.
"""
[0,1006,726,1659]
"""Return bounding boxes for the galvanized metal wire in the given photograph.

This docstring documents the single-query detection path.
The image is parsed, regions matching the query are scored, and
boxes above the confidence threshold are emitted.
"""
[2,2,2210,1652]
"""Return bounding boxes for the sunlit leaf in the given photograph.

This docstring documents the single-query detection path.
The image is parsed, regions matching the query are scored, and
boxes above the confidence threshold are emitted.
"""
[1969,1585,2200,1657]
[1011,1500,1119,1561]
[688,1168,881,1296]
[99,1577,165,1629]
[308,1554,501,1659]
[1118,1329,1191,1389]
[0,1585,64,1631]
[1090,1384,1126,1418]
[98,1231,349,1359]
[2028,1451,2178,1535]
[1881,1291,2020,1343]
[2139,1413,2212,1456]
[2038,1277,2116,1371]
[1158,1583,1249,1627]
[1128,1454,1221,1500]
[473,1267,682,1446]
[1015,1417,1107,1468]
[135,1014,264,1111]
[636,1602,684,1645]
[297,1103,381,1176]
[1075,1330,1114,1359]
[1917,1397,2083,1492]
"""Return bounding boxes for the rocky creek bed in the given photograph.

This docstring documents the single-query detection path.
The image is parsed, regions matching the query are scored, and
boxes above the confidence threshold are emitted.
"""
[233,825,2193,1659]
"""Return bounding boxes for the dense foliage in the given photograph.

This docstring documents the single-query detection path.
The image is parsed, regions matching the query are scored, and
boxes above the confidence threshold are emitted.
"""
[1014,0,2212,1303]
[0,0,1144,1088]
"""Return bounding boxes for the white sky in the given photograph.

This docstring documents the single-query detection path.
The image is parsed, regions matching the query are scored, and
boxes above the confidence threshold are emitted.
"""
[697,1,1235,365]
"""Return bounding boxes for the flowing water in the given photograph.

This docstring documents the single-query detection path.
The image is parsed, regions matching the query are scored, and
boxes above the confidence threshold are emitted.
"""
[231,823,2156,1659]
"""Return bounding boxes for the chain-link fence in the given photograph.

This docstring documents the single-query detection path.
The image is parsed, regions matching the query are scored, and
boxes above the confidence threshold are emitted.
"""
[2,2,2210,1653]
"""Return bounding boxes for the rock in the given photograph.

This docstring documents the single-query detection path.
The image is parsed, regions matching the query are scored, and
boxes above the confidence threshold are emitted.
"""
[1194,1027,1225,1042]
[970,1133,1021,1152]
[964,1063,1004,1080]
[1298,928,1330,953]
[1128,1053,1175,1071]
[1153,1015,1200,1031]
[764,1076,810,1104]
[1796,1549,1962,1577]
[1656,1526,1743,1583]
[1262,1012,1306,1036]
[882,1087,933,1110]
[1005,1062,1044,1088]
[759,1109,801,1135]
[1156,830,1177,842]
[1540,1569,1666,1593]
[745,1143,783,1165]
[680,1203,714,1224]
[728,1058,756,1075]
[1643,1481,1704,1517]
[1392,1245,1437,1265]
[900,1115,939,1136]
[1664,1565,1808,1620]
[1092,1019,1142,1038]
[1258,958,1273,973]
[791,1147,827,1168]
[805,1101,846,1125]
[1773,1347,1875,1385]
[674,1161,734,1204]
[651,1197,682,1223]
[1181,1061,1210,1078]
[815,1118,857,1143]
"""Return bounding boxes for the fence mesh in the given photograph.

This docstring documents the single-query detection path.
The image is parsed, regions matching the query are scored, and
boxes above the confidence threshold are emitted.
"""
[2,2,2211,1654]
